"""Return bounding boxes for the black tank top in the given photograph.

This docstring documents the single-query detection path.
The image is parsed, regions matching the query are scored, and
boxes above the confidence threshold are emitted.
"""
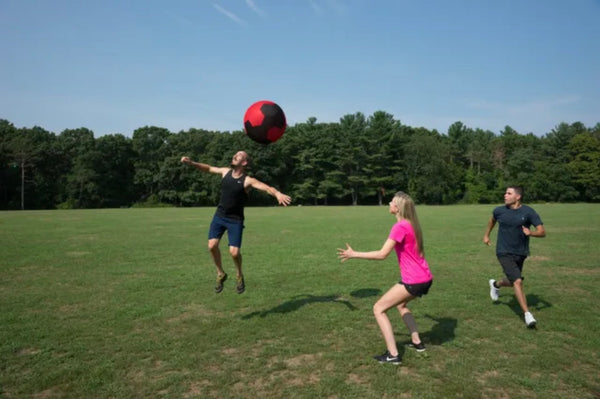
[216,170,247,220]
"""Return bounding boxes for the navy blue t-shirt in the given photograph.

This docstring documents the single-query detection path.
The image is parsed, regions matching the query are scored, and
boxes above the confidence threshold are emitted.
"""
[493,205,543,257]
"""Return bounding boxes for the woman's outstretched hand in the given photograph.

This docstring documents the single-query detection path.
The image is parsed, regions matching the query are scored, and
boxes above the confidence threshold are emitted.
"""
[337,243,355,262]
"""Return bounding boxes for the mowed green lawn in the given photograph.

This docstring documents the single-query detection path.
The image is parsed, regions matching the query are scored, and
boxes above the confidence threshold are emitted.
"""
[1,204,599,398]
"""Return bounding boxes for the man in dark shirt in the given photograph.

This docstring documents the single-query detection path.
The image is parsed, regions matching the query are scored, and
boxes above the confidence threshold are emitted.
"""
[181,151,291,294]
[483,186,546,327]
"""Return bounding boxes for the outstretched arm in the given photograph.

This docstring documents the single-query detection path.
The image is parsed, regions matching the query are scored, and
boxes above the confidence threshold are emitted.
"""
[483,217,496,246]
[245,176,292,206]
[180,156,229,176]
[337,239,396,262]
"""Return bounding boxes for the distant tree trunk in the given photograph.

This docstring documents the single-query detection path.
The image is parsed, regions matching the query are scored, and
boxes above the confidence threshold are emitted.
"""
[378,187,385,205]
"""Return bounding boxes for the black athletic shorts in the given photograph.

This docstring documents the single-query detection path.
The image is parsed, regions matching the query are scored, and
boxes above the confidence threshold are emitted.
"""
[497,254,526,282]
[401,280,433,297]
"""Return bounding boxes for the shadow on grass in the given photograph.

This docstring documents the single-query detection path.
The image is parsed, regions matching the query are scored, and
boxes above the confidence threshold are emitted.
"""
[502,293,553,318]
[394,314,458,347]
[419,314,458,346]
[350,288,382,298]
[241,294,358,319]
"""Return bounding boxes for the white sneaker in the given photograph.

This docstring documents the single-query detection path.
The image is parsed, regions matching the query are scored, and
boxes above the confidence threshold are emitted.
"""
[524,312,537,328]
[489,279,499,301]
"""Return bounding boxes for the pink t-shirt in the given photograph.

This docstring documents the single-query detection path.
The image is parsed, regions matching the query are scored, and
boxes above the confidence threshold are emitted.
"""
[388,219,432,284]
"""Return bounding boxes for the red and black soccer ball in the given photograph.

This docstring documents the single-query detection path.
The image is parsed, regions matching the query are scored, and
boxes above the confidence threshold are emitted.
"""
[243,100,287,144]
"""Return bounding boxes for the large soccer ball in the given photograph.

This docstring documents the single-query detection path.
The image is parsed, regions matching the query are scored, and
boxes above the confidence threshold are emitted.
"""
[243,100,287,144]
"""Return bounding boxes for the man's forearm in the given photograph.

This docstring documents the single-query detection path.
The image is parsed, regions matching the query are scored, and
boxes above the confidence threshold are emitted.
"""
[266,186,279,197]
[189,161,210,171]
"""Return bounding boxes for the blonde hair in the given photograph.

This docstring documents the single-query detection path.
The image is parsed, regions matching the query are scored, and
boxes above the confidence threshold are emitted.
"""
[391,191,425,257]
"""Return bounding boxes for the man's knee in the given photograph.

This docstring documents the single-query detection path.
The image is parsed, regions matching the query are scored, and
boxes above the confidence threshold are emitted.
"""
[229,246,240,258]
[512,278,524,289]
[208,239,219,252]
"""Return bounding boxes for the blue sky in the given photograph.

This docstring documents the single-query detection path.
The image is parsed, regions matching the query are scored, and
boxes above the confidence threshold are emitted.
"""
[1,0,599,137]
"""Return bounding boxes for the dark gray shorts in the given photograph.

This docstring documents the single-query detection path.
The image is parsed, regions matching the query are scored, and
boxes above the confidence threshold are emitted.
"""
[497,254,526,282]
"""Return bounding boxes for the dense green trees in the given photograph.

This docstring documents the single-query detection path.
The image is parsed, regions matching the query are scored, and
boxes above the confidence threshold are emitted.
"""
[1,114,599,210]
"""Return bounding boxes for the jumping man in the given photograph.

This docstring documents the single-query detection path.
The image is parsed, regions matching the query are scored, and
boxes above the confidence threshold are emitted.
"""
[181,151,291,293]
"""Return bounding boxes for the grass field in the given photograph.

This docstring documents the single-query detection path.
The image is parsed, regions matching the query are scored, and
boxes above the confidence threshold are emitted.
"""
[1,204,599,398]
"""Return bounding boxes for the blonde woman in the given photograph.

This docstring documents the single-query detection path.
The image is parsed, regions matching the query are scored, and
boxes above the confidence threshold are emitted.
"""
[337,191,433,364]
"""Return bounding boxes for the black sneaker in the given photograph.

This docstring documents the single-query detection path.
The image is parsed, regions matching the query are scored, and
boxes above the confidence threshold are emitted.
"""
[215,273,227,293]
[373,351,402,364]
[236,275,245,294]
[407,341,426,352]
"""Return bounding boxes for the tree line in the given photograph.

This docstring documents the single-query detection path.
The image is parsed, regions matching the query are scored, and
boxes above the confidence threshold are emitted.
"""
[1,112,599,210]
